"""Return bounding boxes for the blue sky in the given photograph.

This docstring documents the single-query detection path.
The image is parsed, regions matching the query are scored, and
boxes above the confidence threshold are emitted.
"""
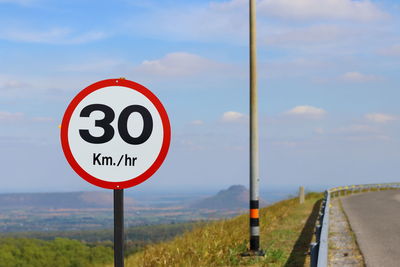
[1,0,400,193]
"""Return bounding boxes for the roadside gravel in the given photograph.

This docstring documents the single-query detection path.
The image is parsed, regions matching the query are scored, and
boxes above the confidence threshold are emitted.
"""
[328,198,364,267]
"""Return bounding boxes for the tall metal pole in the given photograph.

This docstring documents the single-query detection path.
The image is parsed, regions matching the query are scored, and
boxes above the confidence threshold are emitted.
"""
[114,189,124,267]
[249,0,263,255]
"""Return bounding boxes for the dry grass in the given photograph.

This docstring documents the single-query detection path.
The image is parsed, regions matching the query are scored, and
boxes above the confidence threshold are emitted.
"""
[107,193,322,267]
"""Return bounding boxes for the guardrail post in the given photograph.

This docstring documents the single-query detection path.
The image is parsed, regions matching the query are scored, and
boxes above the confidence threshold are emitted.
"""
[299,186,305,204]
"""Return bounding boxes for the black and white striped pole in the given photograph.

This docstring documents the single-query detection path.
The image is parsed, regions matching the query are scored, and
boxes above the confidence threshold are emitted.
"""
[243,0,264,257]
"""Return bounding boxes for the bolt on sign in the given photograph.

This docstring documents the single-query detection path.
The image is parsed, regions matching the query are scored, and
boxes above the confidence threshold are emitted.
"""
[60,78,171,189]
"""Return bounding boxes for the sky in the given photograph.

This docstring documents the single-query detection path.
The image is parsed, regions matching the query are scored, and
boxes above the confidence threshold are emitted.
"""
[1,0,400,193]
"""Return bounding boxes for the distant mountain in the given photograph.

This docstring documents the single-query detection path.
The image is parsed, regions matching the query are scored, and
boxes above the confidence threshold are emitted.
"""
[189,185,267,210]
[0,191,135,209]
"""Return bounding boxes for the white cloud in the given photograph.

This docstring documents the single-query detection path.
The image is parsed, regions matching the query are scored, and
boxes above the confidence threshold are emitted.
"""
[66,31,106,44]
[135,52,223,77]
[61,59,126,72]
[0,76,43,97]
[285,105,326,119]
[210,0,245,10]
[129,0,387,49]
[0,79,28,89]
[258,0,387,21]
[267,24,357,46]
[0,27,106,44]
[0,77,38,98]
[314,127,325,134]
[0,111,24,122]
[0,112,56,124]
[272,141,297,147]
[213,0,387,21]
[130,1,247,44]
[379,45,400,56]
[365,113,396,123]
[61,52,232,77]
[340,72,381,82]
[336,124,378,134]
[344,134,390,142]
[190,120,204,125]
[179,139,205,151]
[32,117,54,122]
[221,111,246,122]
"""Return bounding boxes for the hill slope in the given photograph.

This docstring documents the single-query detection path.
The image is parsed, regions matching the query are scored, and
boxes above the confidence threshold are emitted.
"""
[189,185,267,210]
[122,192,322,267]
[0,191,135,209]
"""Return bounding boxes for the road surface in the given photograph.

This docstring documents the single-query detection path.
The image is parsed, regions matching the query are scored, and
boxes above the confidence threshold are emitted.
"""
[341,190,400,267]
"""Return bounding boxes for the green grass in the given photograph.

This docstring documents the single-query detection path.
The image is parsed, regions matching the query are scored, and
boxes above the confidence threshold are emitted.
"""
[118,193,322,267]
[0,237,113,267]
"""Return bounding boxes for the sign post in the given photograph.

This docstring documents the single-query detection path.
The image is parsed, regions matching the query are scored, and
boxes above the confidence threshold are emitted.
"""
[114,189,124,266]
[61,78,171,266]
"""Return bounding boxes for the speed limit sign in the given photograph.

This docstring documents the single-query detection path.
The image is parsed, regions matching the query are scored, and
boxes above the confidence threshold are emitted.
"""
[60,78,171,189]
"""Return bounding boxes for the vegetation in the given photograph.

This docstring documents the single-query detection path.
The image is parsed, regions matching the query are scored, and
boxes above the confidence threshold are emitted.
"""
[122,193,323,267]
[0,194,322,266]
[0,237,113,267]
[1,222,199,258]
[2,222,197,242]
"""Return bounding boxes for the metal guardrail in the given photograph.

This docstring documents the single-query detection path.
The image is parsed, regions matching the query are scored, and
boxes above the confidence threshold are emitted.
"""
[310,182,400,267]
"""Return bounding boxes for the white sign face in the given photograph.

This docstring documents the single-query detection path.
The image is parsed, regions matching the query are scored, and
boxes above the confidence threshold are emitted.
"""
[61,79,171,189]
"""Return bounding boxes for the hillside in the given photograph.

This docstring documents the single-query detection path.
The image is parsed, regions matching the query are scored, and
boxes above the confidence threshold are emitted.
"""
[0,192,135,209]
[0,189,270,232]
[189,185,267,210]
[122,192,323,267]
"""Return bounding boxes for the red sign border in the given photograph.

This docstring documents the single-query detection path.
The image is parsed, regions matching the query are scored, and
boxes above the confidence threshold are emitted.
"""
[60,78,171,189]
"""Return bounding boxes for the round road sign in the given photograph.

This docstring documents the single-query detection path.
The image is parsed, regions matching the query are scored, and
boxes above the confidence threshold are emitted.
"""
[61,79,171,189]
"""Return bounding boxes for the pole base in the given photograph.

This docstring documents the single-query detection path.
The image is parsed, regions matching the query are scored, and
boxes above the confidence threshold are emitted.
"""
[241,250,265,257]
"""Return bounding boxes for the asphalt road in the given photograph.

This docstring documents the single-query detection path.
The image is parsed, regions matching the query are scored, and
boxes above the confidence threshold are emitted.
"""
[341,190,400,267]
